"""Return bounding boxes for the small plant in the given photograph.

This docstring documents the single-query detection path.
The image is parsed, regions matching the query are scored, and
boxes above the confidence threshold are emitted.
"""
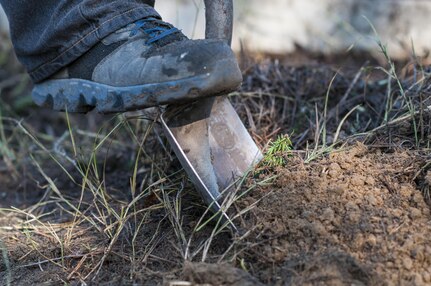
[264,134,293,167]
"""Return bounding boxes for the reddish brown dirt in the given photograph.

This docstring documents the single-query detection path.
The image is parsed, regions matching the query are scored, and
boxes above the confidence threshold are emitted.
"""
[229,144,431,286]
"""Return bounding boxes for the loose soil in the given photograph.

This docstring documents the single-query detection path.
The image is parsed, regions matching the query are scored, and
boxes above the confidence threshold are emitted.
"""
[236,144,431,286]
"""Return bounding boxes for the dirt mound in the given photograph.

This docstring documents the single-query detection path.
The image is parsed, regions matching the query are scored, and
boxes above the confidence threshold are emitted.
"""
[235,144,431,285]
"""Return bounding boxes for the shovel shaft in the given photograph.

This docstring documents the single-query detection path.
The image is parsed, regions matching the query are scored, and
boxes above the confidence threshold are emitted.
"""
[204,0,233,45]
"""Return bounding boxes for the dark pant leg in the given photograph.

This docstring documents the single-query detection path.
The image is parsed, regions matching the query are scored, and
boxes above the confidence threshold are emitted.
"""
[0,0,159,82]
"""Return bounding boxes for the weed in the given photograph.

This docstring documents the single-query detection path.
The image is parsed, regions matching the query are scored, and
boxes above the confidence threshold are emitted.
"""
[264,134,293,167]
[364,16,420,146]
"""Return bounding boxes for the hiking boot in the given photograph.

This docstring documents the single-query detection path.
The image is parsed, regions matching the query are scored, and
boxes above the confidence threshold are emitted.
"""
[32,17,243,113]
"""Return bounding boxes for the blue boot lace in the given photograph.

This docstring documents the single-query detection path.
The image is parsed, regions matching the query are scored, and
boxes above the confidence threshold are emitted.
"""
[130,17,180,44]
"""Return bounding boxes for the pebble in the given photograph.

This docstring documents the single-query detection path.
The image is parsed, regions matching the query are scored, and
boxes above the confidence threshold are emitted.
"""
[346,201,359,211]
[352,233,364,249]
[366,195,377,205]
[328,162,342,178]
[403,257,413,270]
[365,176,376,185]
[390,273,399,283]
[272,249,286,262]
[311,221,327,236]
[404,238,415,249]
[414,273,423,285]
[349,212,361,223]
[329,185,346,196]
[301,211,314,221]
[322,208,335,222]
[366,234,377,247]
[350,175,365,187]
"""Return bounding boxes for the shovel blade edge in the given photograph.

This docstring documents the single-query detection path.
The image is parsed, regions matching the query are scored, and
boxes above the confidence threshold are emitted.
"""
[161,97,262,213]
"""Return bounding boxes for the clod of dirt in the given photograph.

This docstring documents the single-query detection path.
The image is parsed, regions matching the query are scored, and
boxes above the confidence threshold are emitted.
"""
[182,262,264,286]
[282,252,372,285]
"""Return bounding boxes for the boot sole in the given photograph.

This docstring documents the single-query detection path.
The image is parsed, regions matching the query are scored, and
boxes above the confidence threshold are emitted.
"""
[32,59,242,114]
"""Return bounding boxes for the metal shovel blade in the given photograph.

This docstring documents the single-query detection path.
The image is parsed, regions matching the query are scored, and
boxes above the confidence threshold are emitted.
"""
[161,97,262,220]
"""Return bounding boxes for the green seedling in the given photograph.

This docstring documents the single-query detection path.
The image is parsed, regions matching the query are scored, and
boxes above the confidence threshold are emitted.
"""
[264,135,293,168]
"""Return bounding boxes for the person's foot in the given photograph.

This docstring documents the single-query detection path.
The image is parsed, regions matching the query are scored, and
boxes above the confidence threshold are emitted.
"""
[32,17,243,113]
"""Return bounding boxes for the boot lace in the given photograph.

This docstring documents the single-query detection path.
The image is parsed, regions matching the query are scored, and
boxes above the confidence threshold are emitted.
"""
[130,17,180,44]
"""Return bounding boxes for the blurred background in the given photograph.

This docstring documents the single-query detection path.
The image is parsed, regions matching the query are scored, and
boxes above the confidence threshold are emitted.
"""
[156,0,431,60]
[3,0,429,59]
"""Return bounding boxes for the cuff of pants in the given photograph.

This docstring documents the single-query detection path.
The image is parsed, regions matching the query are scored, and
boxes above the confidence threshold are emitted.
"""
[29,5,159,82]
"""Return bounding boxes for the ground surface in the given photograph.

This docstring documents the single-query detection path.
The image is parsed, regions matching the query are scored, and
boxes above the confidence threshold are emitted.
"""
[238,145,431,285]
[0,34,431,285]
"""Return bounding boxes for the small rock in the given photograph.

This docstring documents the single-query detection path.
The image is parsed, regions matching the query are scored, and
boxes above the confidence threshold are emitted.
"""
[403,257,413,270]
[366,195,377,206]
[352,233,364,249]
[329,185,346,196]
[272,249,286,262]
[311,221,327,236]
[390,274,399,284]
[404,238,415,250]
[301,211,314,221]
[423,271,431,283]
[345,201,359,211]
[414,273,424,285]
[328,162,342,178]
[348,211,361,224]
[322,208,335,222]
[365,176,376,185]
[366,234,377,247]
[350,175,365,187]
